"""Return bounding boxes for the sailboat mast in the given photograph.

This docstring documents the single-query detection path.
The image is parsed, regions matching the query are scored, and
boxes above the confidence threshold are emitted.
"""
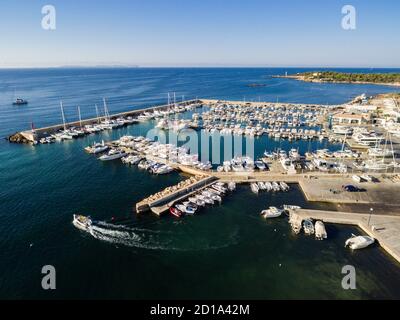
[103,98,109,121]
[95,104,100,123]
[77,106,82,128]
[60,101,67,131]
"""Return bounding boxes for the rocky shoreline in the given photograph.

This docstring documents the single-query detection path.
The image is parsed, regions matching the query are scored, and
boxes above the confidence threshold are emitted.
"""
[8,133,31,144]
[273,75,400,87]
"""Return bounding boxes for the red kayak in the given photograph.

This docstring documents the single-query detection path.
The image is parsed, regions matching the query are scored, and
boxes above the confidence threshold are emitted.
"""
[169,207,183,218]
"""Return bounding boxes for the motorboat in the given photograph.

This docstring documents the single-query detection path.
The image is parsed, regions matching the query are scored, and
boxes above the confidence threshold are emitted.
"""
[257,182,266,190]
[332,125,353,135]
[303,219,315,235]
[345,234,375,250]
[227,182,236,191]
[315,221,327,240]
[279,181,289,191]
[254,160,266,171]
[250,183,259,194]
[72,214,92,231]
[176,204,196,215]
[261,207,283,219]
[212,184,227,193]
[191,197,205,207]
[13,98,28,105]
[197,194,214,205]
[271,181,281,192]
[99,149,126,161]
[183,201,198,211]
[85,141,109,154]
[154,165,174,175]
[169,207,183,218]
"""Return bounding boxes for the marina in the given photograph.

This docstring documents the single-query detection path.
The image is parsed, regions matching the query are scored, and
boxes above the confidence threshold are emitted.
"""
[3,0,400,303]
[8,95,400,264]
[2,67,400,300]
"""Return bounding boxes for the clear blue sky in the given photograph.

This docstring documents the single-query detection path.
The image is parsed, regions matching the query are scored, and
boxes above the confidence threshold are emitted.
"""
[0,0,399,67]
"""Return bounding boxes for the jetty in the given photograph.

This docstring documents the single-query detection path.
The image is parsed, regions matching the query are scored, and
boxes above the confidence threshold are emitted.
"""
[289,208,400,263]
[8,99,202,143]
[136,175,217,215]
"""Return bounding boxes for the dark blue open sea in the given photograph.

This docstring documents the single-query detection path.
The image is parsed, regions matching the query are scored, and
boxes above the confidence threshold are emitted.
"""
[1,68,400,299]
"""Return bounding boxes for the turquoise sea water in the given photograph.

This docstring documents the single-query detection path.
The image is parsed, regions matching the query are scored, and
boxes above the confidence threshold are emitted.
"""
[1,68,400,299]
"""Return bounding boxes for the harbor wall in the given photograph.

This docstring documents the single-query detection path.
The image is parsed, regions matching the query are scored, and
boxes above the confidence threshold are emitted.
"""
[17,99,202,140]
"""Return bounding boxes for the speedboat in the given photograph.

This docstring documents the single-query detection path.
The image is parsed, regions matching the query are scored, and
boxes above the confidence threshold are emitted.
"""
[197,194,214,205]
[13,98,28,105]
[255,161,266,171]
[202,191,221,203]
[257,182,266,190]
[303,219,315,235]
[345,234,375,250]
[315,221,327,240]
[192,197,206,207]
[183,201,198,211]
[212,184,226,194]
[169,207,183,218]
[279,182,290,191]
[176,204,196,215]
[261,207,283,219]
[271,181,281,192]
[264,182,272,192]
[72,214,92,231]
[227,182,236,191]
[250,183,259,194]
[283,204,301,211]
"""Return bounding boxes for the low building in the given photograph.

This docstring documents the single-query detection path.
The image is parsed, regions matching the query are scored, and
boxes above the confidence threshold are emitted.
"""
[332,112,369,125]
[345,104,377,113]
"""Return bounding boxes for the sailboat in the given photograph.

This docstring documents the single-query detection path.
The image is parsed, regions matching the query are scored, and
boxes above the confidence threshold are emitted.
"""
[363,132,396,171]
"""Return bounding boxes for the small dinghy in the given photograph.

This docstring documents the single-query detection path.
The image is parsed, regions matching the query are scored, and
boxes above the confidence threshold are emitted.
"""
[303,219,315,235]
[345,234,375,250]
[261,207,283,219]
[315,221,327,240]
[170,207,183,218]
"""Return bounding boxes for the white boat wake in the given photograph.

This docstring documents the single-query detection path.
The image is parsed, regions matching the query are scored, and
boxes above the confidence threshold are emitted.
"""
[83,220,239,251]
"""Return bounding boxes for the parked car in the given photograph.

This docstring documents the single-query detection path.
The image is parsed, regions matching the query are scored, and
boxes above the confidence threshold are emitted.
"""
[342,185,366,192]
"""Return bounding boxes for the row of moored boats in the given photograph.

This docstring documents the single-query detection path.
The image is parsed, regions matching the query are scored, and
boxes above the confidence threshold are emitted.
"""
[169,182,236,218]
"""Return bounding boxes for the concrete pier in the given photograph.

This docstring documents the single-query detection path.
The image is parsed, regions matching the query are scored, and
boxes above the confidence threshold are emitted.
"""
[290,208,400,264]
[135,176,216,215]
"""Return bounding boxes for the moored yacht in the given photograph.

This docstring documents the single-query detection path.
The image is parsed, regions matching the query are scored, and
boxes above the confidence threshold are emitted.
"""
[261,207,283,219]
[99,149,126,161]
[345,234,375,250]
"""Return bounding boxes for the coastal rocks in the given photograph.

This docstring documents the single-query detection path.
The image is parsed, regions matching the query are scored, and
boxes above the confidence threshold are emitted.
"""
[8,133,31,144]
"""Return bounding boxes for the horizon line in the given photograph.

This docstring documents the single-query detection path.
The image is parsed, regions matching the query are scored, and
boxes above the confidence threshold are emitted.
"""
[1,65,400,69]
